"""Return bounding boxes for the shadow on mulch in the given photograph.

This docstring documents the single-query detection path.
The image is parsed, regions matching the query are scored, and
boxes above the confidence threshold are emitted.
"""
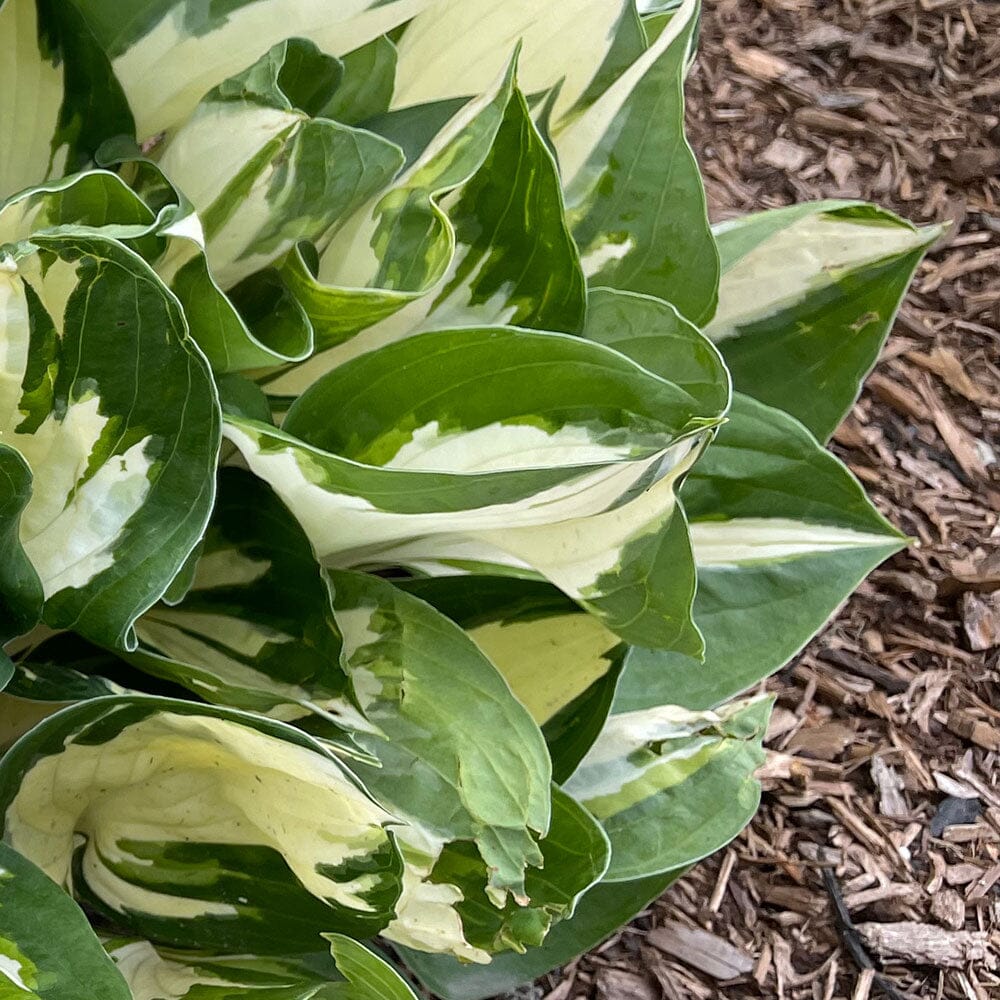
[534,2,1000,999]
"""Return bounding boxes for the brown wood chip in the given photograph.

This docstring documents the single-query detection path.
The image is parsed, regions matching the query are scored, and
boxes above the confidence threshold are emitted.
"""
[855,921,999,970]
[646,921,755,980]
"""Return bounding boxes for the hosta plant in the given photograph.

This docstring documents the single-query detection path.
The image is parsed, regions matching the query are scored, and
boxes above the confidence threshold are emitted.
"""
[0,0,935,997]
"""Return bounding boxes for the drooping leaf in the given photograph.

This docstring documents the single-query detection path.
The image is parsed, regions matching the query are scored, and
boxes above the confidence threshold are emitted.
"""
[564,697,769,881]
[0,233,220,648]
[0,841,132,1000]
[706,201,939,440]
[229,326,724,651]
[616,393,905,712]
[553,0,719,323]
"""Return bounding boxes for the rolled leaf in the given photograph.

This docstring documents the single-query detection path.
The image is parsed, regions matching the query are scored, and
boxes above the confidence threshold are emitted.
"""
[0,696,405,954]
[228,326,724,651]
[0,841,131,999]
[706,201,939,440]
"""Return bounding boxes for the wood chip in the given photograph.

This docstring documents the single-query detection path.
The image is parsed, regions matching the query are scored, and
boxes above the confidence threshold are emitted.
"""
[872,756,908,818]
[646,921,755,980]
[762,137,811,171]
[594,967,659,1000]
[960,592,1000,651]
[929,889,967,931]
[855,921,999,970]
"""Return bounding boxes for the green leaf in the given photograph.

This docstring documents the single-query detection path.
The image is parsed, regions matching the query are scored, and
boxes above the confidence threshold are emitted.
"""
[553,0,719,323]
[0,233,220,648]
[583,287,730,415]
[0,696,406,954]
[615,393,906,712]
[322,36,398,126]
[271,79,585,397]
[106,934,418,1000]
[326,571,552,905]
[565,697,769,880]
[401,868,682,1000]
[706,201,939,440]
[155,38,405,292]
[230,326,721,650]
[0,841,131,1000]
[0,0,134,202]
[68,0,429,139]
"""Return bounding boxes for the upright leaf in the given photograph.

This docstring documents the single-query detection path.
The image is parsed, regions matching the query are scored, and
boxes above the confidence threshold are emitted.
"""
[553,0,719,323]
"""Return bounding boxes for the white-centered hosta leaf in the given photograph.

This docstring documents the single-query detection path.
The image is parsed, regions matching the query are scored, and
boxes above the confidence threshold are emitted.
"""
[228,326,726,651]
[564,696,769,881]
[69,0,431,140]
[107,933,418,1000]
[615,393,906,713]
[0,0,134,203]
[402,576,624,784]
[0,696,406,954]
[706,200,939,440]
[0,233,219,648]
[155,38,405,291]
[0,447,42,665]
[552,0,719,324]
[279,58,516,357]
[390,1,630,124]
[0,842,132,1000]
[268,79,585,395]
[325,570,552,902]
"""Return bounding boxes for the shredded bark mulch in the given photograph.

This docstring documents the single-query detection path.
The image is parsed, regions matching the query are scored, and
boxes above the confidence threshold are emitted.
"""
[531,2,1000,999]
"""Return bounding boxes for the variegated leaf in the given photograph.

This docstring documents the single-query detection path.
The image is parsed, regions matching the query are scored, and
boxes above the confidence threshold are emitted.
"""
[706,201,939,440]
[390,1,632,124]
[279,59,516,356]
[0,696,405,954]
[0,233,219,648]
[553,0,719,324]
[401,868,681,1000]
[269,78,585,394]
[107,933,418,1000]
[228,326,726,652]
[154,38,404,291]
[0,0,133,202]
[403,576,623,783]
[0,841,131,999]
[564,697,769,881]
[616,393,906,712]
[69,0,429,139]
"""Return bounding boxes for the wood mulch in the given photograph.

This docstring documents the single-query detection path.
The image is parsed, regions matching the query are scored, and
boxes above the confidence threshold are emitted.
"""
[528,2,1000,999]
